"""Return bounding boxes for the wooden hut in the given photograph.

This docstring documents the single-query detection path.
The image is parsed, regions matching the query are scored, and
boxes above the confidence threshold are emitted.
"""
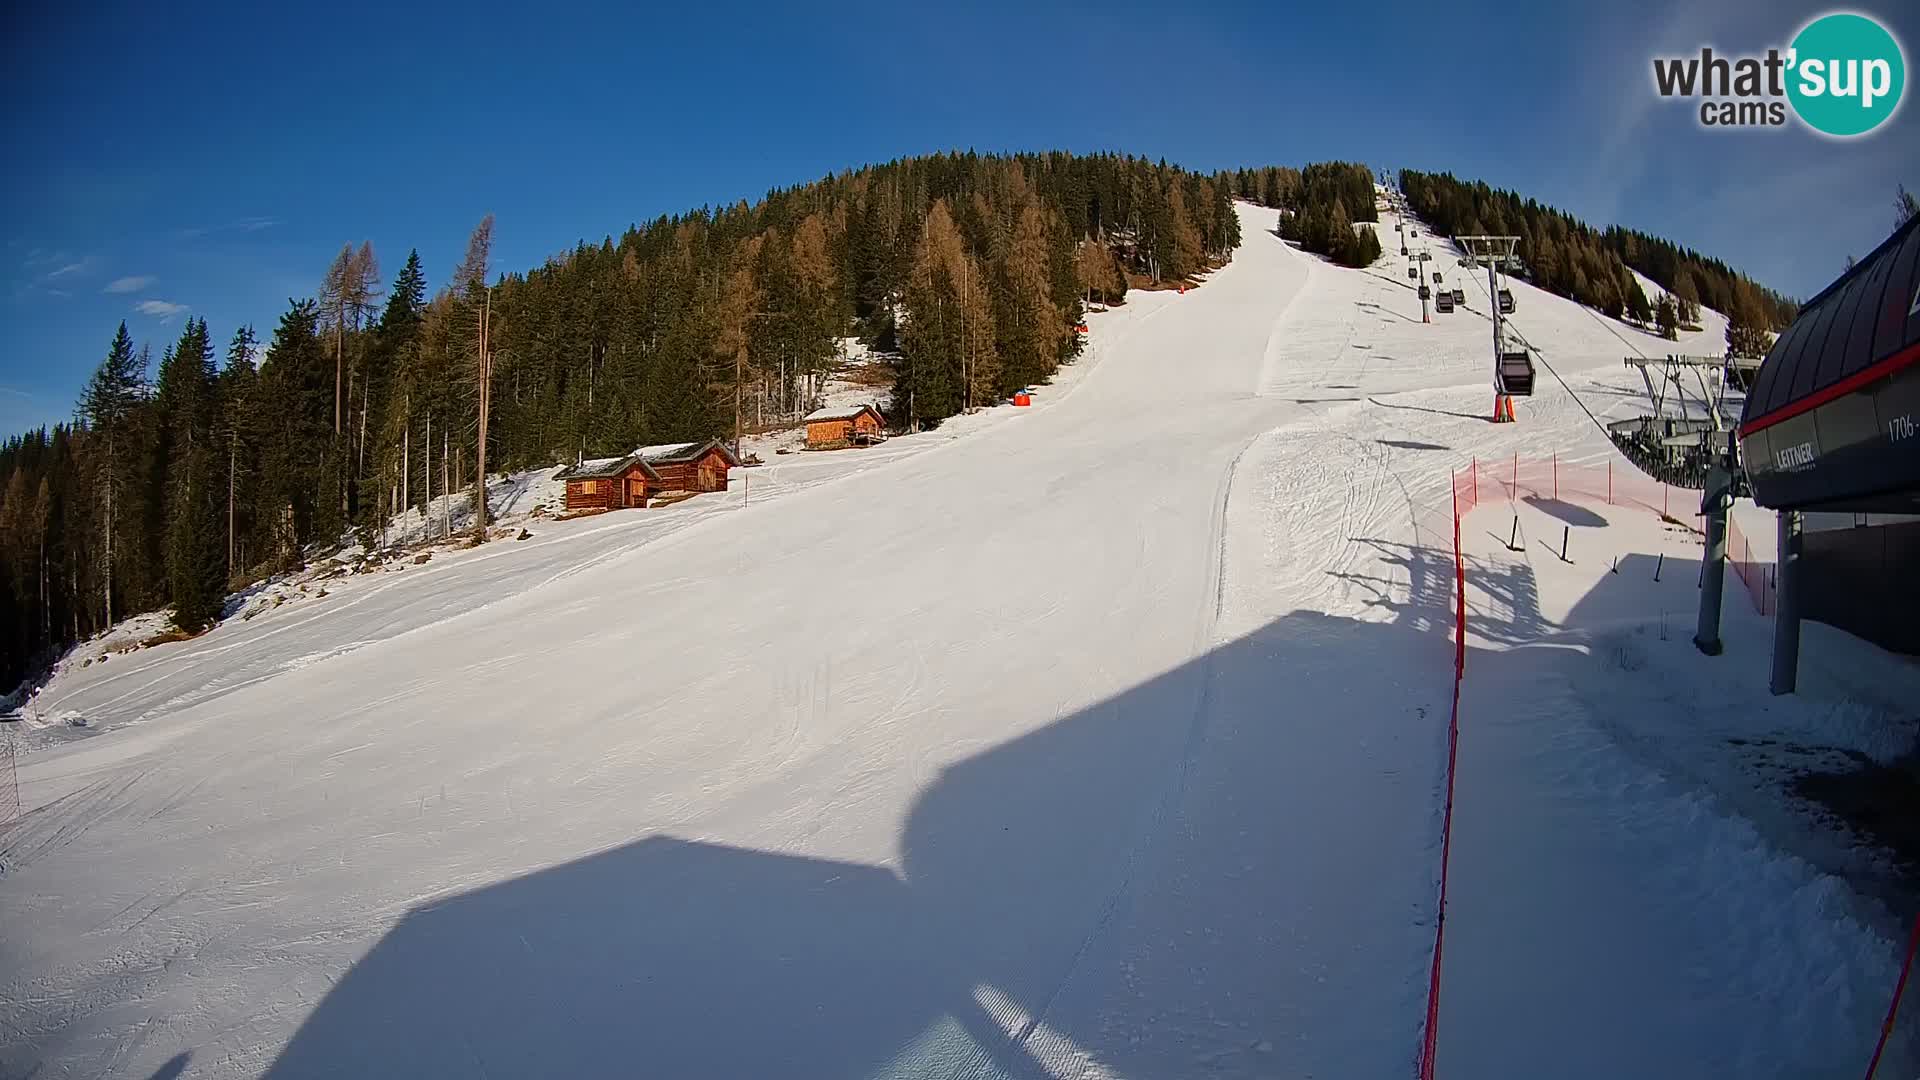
[803,404,885,450]
[636,439,739,493]
[554,455,660,511]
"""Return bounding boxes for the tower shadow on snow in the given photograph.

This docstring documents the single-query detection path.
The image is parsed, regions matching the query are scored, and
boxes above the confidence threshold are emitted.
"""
[261,544,1554,1080]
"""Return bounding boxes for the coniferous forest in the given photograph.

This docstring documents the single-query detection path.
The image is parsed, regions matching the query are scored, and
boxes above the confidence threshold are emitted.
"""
[1396,170,1798,350]
[0,153,1807,688]
[0,152,1247,684]
[1218,163,1384,268]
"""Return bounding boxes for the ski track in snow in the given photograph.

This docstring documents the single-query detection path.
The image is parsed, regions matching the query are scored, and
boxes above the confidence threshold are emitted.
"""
[1,202,1911,1079]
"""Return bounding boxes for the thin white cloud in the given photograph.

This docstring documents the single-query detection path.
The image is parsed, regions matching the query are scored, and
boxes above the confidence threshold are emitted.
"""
[30,254,102,283]
[104,275,154,293]
[135,299,189,320]
[178,216,282,240]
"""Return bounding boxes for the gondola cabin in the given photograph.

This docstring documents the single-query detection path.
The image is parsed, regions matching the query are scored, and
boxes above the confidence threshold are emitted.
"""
[1451,286,1466,304]
[1431,272,1443,284]
[1435,290,1455,313]
[1497,289,1516,314]
[1408,267,1419,280]
[804,404,885,450]
[1418,285,1432,300]
[1497,350,1536,396]
[556,455,660,511]
[636,439,739,493]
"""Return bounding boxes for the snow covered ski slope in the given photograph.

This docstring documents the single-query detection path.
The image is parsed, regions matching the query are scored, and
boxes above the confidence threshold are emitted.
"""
[2,202,1911,1078]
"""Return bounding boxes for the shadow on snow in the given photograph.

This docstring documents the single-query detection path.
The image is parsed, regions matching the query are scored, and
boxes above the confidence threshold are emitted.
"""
[259,539,1563,1080]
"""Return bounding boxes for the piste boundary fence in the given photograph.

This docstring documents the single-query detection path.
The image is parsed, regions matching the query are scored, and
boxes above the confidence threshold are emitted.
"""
[1416,454,1917,1079]
[1419,455,1710,1079]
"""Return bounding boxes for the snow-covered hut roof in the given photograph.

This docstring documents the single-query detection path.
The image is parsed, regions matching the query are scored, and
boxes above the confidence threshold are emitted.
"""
[804,403,882,423]
[553,455,658,481]
[636,439,739,466]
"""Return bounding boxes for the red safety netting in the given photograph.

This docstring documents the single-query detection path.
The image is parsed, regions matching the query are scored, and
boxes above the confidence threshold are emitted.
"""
[1449,453,1784,621]
[1865,912,1920,1078]
[1421,454,1721,1079]
[1460,452,1704,527]
[1419,475,1472,1080]
[1428,456,1914,1078]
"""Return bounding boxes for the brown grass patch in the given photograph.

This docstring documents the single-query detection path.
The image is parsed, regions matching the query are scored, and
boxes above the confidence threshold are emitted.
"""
[138,626,200,649]
[1124,272,1198,293]
[842,360,895,389]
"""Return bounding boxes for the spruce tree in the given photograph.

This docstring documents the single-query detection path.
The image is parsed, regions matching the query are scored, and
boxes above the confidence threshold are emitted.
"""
[154,320,225,631]
[899,200,994,424]
[1326,198,1355,264]
[218,326,260,573]
[1654,294,1678,339]
[1164,182,1203,281]
[257,300,330,564]
[80,323,146,625]
[1626,278,1654,326]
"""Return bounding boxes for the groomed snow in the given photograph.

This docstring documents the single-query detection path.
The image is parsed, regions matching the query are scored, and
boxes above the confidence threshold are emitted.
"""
[2,201,1911,1079]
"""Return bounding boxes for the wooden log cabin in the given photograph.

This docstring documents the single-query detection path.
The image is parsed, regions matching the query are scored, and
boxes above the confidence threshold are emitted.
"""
[555,455,660,511]
[804,404,885,450]
[635,439,739,493]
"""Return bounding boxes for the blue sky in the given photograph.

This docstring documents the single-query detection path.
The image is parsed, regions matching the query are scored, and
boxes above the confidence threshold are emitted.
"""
[2,0,1915,435]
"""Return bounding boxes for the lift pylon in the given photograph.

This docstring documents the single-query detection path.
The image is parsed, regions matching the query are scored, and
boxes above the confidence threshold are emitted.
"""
[1456,235,1529,421]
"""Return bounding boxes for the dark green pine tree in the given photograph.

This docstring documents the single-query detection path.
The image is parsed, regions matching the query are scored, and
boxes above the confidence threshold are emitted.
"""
[218,325,260,574]
[256,300,331,564]
[1654,293,1679,340]
[156,319,225,632]
[1626,277,1654,327]
[79,322,148,625]
[359,250,427,535]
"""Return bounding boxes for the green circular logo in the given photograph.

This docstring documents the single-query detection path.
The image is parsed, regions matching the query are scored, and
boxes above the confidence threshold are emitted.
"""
[1787,12,1906,136]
